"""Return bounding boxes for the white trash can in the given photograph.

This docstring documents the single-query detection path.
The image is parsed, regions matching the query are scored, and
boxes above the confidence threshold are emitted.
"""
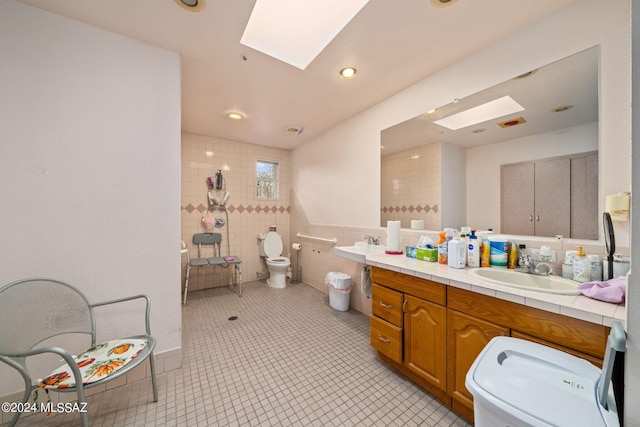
[325,272,352,311]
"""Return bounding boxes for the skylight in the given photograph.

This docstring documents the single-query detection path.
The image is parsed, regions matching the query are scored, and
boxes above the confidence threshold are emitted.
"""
[240,0,370,70]
[434,96,525,131]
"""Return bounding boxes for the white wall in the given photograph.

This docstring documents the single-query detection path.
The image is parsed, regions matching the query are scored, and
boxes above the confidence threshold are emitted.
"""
[0,0,182,398]
[292,0,630,246]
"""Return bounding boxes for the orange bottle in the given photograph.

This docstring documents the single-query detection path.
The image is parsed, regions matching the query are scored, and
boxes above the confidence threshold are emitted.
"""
[438,231,448,264]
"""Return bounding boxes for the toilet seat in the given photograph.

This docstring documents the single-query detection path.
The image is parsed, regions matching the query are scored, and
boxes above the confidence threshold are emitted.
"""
[267,256,289,263]
[263,231,284,258]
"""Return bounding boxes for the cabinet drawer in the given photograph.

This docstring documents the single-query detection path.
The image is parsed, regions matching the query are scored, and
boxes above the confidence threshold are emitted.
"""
[370,316,402,364]
[371,266,446,305]
[511,331,603,367]
[372,283,403,327]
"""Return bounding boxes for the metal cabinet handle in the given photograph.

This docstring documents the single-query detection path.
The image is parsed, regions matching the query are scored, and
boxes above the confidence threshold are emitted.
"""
[379,301,392,309]
[529,214,533,222]
[377,334,391,343]
[536,215,540,222]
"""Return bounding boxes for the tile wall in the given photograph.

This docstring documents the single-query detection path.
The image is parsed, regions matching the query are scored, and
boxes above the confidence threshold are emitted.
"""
[381,142,441,230]
[181,133,291,294]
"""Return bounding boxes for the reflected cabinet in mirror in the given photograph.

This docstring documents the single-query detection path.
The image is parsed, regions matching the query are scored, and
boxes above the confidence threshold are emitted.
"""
[380,46,599,239]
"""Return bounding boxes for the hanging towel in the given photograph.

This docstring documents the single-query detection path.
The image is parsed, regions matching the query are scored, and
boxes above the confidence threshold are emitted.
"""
[577,276,626,303]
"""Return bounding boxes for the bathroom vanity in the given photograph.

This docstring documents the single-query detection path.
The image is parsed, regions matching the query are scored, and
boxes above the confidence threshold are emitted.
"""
[365,254,624,423]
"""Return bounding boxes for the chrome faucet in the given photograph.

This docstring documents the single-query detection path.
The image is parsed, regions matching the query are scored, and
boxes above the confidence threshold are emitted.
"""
[517,254,552,276]
[364,235,382,245]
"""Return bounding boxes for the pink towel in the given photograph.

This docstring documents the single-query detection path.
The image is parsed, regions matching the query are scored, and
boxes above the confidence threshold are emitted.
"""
[578,276,626,303]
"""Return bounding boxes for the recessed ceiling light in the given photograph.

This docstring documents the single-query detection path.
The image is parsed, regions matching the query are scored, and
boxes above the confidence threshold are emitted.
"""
[339,67,357,79]
[434,96,525,130]
[515,69,538,79]
[430,0,458,8]
[174,0,206,12]
[228,112,244,120]
[551,105,574,113]
[285,125,304,135]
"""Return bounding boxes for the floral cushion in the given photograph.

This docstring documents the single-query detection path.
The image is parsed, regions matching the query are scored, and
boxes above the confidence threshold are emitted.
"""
[38,338,148,390]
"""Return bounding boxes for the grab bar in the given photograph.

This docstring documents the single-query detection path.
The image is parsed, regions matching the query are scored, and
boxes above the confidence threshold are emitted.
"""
[296,233,338,245]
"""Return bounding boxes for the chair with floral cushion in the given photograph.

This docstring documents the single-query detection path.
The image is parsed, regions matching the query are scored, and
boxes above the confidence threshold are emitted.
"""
[0,278,157,427]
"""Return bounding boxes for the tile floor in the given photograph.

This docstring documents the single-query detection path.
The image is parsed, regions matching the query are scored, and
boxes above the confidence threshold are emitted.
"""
[12,281,472,426]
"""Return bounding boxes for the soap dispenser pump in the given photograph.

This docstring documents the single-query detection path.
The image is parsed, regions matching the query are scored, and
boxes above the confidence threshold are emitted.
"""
[572,245,591,283]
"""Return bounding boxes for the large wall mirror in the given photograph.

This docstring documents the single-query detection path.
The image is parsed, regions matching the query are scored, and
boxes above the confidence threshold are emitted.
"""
[380,46,599,239]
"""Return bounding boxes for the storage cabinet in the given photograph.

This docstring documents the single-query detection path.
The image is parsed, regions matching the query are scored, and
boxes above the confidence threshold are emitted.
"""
[500,152,597,238]
[501,157,570,237]
[369,266,610,423]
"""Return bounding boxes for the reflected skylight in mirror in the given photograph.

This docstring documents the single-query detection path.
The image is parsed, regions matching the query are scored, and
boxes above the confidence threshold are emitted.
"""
[433,96,524,130]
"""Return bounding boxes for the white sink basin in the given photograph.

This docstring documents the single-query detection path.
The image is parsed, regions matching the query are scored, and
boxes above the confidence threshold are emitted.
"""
[468,268,580,295]
[335,243,386,264]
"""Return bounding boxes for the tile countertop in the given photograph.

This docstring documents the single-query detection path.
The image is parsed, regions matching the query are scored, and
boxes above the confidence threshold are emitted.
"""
[366,252,626,327]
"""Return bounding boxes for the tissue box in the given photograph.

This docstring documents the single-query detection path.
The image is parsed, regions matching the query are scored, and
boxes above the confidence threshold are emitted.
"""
[405,246,417,258]
[418,248,438,262]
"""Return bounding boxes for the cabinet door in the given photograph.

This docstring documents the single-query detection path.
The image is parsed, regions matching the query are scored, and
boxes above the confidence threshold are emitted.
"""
[501,162,534,235]
[404,295,447,392]
[447,309,509,416]
[570,153,598,239]
[534,157,570,237]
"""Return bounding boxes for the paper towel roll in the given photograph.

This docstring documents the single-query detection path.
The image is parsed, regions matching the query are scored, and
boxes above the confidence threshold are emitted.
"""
[411,219,424,230]
[386,221,401,253]
[292,243,302,251]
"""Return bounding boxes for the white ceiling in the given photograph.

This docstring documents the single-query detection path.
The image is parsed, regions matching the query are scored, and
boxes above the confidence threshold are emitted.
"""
[17,0,575,150]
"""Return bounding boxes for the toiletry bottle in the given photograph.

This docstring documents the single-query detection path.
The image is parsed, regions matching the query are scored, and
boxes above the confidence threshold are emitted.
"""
[438,231,448,265]
[517,244,526,269]
[589,255,602,282]
[572,245,591,283]
[508,241,518,269]
[467,229,480,267]
[448,237,465,269]
[445,228,454,242]
[480,238,491,267]
[460,227,471,265]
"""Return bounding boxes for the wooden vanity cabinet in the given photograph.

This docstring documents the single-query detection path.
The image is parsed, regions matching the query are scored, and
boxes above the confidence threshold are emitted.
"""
[369,266,610,423]
[370,268,448,403]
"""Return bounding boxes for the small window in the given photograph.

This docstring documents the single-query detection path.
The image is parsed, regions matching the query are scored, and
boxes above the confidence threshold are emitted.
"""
[257,160,278,199]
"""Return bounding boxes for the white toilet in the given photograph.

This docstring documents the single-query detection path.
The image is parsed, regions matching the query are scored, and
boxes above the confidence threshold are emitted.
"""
[259,231,290,288]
